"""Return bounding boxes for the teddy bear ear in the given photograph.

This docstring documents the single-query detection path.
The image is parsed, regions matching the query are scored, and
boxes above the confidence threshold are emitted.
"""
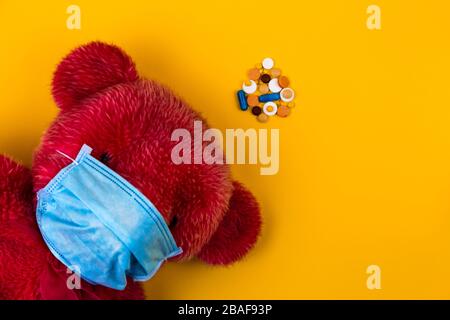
[197,181,262,265]
[52,41,139,109]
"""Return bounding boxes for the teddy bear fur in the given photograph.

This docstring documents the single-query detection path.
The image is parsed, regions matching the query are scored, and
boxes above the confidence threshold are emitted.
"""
[0,42,261,299]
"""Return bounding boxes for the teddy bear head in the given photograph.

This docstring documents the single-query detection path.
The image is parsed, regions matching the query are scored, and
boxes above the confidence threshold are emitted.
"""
[32,42,261,266]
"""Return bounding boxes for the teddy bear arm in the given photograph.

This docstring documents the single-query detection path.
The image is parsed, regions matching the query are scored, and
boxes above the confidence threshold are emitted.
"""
[0,155,49,299]
[0,155,33,222]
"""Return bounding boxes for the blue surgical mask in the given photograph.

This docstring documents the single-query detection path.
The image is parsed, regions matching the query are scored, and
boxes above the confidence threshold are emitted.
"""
[36,144,182,290]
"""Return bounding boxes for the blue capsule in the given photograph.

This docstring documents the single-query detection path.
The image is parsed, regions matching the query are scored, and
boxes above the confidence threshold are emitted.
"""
[237,90,248,111]
[258,93,281,103]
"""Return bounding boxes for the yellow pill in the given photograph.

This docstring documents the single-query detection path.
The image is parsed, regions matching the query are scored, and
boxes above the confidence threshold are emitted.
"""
[257,113,269,123]
[270,68,282,77]
[258,83,269,94]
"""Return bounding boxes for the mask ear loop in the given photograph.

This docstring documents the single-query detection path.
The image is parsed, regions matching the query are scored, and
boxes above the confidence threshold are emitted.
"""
[56,150,79,165]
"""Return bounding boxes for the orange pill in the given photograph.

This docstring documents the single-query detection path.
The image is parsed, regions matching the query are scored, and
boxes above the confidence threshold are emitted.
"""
[247,68,261,81]
[247,94,260,107]
[278,76,290,88]
[258,83,269,94]
[277,105,290,117]
[257,113,269,123]
[270,68,282,77]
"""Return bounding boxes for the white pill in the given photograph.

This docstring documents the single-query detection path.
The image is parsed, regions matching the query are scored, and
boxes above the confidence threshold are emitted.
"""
[263,101,278,116]
[268,78,282,93]
[262,57,274,70]
[242,80,257,94]
[280,88,295,102]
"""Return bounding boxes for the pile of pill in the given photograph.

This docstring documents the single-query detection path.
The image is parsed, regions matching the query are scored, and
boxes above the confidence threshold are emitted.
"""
[237,57,295,123]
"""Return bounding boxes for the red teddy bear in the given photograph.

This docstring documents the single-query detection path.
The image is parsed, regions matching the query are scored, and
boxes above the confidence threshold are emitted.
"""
[0,42,262,299]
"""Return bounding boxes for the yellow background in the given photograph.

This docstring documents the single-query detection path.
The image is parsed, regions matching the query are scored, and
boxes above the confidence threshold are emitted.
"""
[1,0,450,299]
